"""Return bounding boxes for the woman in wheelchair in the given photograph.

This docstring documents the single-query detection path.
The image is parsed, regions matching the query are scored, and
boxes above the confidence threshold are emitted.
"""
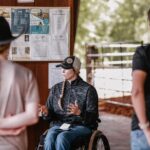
[39,56,99,150]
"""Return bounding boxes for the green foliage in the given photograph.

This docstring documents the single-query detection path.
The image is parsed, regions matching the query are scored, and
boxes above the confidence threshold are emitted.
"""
[109,0,150,42]
[74,0,150,64]
[75,0,109,65]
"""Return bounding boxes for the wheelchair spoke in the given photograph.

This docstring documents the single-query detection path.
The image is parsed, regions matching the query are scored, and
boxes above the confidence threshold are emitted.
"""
[96,138,106,150]
[89,130,110,150]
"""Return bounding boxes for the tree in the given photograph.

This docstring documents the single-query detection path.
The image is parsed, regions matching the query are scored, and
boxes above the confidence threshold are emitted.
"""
[74,0,150,65]
[109,0,150,42]
[74,0,109,65]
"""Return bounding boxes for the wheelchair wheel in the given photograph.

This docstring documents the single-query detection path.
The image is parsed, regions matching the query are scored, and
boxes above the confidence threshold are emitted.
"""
[36,130,48,150]
[88,130,110,150]
[76,145,85,150]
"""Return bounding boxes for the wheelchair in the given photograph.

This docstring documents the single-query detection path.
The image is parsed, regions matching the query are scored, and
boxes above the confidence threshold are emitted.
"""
[36,128,110,150]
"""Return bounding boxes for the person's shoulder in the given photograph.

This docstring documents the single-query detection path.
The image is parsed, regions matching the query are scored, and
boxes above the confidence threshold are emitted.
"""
[88,83,97,91]
[79,77,96,90]
[142,43,150,48]
[12,62,34,77]
[78,77,89,86]
[134,44,150,57]
[136,43,150,52]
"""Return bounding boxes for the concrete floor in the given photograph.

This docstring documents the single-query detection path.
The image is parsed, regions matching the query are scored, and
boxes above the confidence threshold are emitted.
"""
[98,112,131,150]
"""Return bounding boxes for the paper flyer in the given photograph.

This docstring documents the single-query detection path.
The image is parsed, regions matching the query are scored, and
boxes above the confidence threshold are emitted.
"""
[0,7,70,61]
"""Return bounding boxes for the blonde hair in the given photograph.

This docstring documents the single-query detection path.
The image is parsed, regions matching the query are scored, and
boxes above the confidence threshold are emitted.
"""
[58,80,66,110]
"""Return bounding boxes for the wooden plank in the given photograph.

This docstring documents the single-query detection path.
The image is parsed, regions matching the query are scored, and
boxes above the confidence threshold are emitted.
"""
[35,62,49,104]
[52,0,68,6]
[0,0,16,6]
[68,0,74,55]
[35,0,51,6]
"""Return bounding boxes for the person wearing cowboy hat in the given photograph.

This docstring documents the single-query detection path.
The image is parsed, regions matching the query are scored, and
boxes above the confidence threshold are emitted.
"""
[0,16,39,150]
[39,56,99,150]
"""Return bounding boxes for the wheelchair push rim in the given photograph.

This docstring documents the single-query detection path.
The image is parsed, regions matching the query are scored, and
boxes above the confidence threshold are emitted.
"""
[88,130,110,150]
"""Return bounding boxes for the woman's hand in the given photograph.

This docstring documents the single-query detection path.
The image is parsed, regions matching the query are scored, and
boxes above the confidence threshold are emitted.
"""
[143,127,150,145]
[38,104,48,116]
[67,101,81,115]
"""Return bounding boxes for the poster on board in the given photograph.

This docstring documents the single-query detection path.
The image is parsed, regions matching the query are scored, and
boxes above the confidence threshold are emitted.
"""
[0,7,70,61]
[48,63,64,89]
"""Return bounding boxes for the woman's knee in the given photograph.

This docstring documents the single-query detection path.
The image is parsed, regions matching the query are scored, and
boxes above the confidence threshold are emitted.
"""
[55,133,71,150]
[56,132,70,145]
[44,130,57,146]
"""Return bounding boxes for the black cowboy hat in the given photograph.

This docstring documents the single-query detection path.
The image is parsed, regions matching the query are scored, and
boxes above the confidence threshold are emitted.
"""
[0,16,25,45]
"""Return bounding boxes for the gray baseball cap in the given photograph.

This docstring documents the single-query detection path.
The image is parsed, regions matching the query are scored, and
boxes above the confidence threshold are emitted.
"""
[56,56,81,72]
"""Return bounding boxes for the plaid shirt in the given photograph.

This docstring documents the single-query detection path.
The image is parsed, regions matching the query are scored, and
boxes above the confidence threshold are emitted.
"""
[45,76,99,129]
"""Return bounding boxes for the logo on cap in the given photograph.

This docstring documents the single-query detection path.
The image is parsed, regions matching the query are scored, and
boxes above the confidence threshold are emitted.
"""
[66,58,73,64]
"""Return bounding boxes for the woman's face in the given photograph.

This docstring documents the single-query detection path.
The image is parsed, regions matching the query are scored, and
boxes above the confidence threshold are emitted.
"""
[61,68,77,81]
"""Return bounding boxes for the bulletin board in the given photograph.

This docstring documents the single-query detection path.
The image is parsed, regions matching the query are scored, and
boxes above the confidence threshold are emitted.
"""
[48,63,64,89]
[0,7,70,61]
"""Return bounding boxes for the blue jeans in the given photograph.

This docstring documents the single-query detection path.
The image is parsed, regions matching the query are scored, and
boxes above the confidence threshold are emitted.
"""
[44,125,92,150]
[131,129,150,150]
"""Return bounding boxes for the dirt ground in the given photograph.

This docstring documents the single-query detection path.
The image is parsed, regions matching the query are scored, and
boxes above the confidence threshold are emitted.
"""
[99,96,133,117]
[98,112,131,150]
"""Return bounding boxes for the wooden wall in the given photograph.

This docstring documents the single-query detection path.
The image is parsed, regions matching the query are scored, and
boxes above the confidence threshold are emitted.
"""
[0,0,80,149]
